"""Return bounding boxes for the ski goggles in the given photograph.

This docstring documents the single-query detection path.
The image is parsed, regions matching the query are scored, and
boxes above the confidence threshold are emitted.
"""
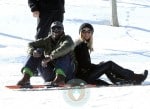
[51,26,64,33]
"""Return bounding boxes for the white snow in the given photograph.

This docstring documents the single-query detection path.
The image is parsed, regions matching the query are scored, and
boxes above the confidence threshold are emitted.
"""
[0,0,150,109]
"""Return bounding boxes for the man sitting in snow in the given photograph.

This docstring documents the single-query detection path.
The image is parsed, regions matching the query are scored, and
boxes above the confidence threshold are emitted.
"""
[17,21,76,86]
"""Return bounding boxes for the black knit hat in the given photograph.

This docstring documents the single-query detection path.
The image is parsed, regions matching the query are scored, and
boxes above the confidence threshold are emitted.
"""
[51,21,64,29]
[79,23,94,34]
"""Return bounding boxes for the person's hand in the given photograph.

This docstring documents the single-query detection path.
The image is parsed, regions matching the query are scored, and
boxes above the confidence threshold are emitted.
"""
[41,59,48,67]
[32,11,40,17]
[33,50,42,58]
[41,57,52,67]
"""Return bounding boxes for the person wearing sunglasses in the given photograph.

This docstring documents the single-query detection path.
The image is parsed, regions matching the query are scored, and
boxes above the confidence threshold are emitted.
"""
[74,23,148,86]
[17,21,76,86]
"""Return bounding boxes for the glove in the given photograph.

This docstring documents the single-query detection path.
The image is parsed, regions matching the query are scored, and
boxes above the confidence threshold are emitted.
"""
[41,56,52,67]
[33,50,42,58]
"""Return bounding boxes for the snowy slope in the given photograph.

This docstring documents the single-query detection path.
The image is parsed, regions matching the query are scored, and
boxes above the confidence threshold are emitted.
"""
[0,0,150,109]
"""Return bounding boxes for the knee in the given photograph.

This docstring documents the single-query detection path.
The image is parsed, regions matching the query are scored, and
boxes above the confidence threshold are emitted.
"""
[106,60,114,65]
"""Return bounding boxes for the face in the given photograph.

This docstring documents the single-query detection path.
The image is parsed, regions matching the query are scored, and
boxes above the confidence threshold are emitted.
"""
[51,26,64,40]
[81,27,93,41]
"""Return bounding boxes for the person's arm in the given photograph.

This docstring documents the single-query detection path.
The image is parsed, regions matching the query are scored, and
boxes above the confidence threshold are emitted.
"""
[50,35,74,60]
[42,35,74,66]
[28,38,46,55]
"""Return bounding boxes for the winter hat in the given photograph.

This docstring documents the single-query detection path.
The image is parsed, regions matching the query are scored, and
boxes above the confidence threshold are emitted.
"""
[51,21,64,30]
[79,23,94,34]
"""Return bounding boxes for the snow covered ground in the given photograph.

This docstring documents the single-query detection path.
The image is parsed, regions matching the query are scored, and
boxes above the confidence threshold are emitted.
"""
[0,0,150,109]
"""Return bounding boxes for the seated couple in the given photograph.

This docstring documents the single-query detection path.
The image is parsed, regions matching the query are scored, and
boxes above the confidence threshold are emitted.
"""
[17,21,148,86]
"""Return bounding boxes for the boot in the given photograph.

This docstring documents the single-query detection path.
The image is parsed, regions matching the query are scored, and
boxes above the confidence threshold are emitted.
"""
[51,74,65,86]
[17,67,33,86]
[17,73,30,86]
[133,70,148,85]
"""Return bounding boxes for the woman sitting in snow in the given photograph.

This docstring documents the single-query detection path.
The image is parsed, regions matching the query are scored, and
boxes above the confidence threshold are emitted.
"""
[74,23,148,86]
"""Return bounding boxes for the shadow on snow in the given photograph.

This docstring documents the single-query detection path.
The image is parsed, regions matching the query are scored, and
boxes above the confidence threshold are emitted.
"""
[104,49,150,58]
[0,32,33,42]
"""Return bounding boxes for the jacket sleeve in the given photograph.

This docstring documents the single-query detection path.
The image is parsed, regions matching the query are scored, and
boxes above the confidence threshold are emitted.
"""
[28,38,46,55]
[28,0,39,12]
[50,35,74,60]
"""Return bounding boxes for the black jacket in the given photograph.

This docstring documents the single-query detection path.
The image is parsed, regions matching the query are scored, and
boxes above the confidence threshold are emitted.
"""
[28,34,74,60]
[74,41,94,79]
[74,42,91,70]
[28,0,65,13]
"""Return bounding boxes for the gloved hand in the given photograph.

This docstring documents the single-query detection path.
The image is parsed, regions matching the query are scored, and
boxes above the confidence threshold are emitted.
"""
[32,11,40,17]
[33,50,42,58]
[41,56,52,67]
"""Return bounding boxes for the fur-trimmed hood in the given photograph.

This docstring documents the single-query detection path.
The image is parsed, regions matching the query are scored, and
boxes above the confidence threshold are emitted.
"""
[74,37,93,53]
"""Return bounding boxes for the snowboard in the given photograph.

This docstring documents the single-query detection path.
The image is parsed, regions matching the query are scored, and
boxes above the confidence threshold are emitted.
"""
[5,83,150,91]
[5,84,97,91]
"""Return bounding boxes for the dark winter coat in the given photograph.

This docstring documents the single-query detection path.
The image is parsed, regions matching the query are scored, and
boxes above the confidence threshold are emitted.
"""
[74,40,95,80]
[28,34,74,60]
[28,0,65,13]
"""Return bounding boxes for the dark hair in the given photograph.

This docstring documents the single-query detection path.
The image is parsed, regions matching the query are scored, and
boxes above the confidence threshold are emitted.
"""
[79,23,94,34]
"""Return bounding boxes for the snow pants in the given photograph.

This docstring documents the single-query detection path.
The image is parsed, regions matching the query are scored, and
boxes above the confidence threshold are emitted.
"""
[35,11,64,39]
[22,54,75,82]
[86,61,135,84]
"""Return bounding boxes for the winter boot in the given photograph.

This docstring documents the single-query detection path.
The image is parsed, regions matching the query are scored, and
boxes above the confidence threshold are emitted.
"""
[133,70,148,85]
[51,68,66,86]
[52,74,65,86]
[17,67,33,86]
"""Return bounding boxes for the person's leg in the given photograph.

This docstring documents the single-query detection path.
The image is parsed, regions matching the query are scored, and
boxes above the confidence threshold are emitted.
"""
[88,61,148,85]
[89,79,111,86]
[104,70,132,85]
[87,63,113,84]
[105,61,148,84]
[52,12,64,22]
[102,61,135,83]
[17,56,43,85]
[35,12,64,39]
[38,63,55,82]
[38,54,75,85]
[84,64,110,85]
[53,54,75,84]
[35,13,53,39]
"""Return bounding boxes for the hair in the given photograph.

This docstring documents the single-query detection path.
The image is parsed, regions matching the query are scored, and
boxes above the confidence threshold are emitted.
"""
[79,23,94,53]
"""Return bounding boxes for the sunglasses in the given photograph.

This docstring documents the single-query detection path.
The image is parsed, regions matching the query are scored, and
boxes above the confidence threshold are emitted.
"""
[81,29,92,34]
[51,26,63,32]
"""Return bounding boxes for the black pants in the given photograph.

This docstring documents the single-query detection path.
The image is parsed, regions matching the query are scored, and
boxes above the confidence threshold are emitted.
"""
[86,61,135,84]
[35,11,64,39]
